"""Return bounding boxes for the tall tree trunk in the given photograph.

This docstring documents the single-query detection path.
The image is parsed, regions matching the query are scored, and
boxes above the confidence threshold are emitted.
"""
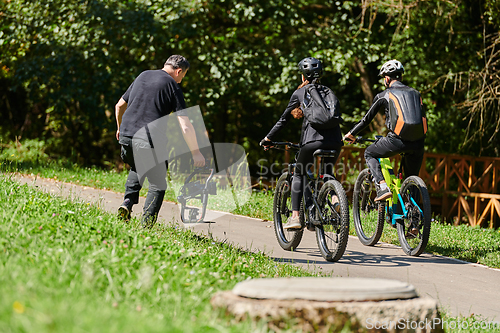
[354,57,385,135]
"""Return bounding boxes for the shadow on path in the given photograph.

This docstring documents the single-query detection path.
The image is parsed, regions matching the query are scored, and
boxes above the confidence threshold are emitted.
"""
[271,247,469,268]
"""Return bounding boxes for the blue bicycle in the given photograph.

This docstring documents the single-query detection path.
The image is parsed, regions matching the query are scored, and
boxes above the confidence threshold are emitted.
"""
[352,137,431,256]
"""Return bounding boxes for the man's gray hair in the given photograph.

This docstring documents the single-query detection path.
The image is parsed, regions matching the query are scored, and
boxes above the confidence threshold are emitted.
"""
[164,55,190,71]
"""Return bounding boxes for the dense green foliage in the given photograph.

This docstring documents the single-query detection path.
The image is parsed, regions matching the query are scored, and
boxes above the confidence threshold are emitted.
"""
[1,0,499,171]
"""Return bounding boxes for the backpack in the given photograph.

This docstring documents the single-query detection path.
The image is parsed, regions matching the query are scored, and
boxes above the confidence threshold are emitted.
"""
[387,88,428,141]
[301,84,342,130]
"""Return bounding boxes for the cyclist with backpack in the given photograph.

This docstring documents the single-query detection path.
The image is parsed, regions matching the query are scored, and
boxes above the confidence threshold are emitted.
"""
[344,59,427,202]
[260,57,343,229]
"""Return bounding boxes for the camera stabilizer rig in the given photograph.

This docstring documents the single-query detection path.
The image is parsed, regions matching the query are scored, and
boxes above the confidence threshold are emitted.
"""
[177,165,217,223]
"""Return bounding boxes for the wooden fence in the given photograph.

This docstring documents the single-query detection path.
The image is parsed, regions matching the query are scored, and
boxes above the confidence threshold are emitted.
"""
[334,147,500,228]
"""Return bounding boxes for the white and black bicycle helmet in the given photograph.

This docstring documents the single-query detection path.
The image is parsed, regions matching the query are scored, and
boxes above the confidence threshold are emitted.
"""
[298,57,323,81]
[378,59,405,77]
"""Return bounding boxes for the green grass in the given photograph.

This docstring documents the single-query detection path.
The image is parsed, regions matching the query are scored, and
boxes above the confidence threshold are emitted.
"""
[0,175,319,332]
[1,140,499,331]
[6,176,497,333]
[233,190,274,220]
[2,139,500,268]
[1,140,277,220]
[0,157,127,193]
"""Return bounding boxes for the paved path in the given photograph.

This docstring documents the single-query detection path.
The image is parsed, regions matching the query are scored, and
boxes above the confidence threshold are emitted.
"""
[11,174,500,322]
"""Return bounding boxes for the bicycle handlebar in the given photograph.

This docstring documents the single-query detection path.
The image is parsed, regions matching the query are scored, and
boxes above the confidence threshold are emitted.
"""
[261,141,300,151]
[272,142,300,150]
[193,159,212,172]
[354,136,377,144]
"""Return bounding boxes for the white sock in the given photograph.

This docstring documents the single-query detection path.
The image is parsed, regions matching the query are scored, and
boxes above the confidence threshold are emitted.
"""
[379,182,388,190]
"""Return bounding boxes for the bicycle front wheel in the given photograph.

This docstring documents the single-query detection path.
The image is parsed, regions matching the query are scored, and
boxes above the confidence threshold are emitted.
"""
[273,172,304,251]
[397,176,431,256]
[353,168,385,246]
[315,179,349,262]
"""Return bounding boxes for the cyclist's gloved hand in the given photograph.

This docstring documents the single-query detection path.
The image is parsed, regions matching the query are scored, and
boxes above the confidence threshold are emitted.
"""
[260,137,274,150]
[343,132,356,144]
[259,139,272,146]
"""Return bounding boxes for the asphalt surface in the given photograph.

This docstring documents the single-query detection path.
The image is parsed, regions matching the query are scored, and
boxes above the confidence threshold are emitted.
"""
[12,174,500,322]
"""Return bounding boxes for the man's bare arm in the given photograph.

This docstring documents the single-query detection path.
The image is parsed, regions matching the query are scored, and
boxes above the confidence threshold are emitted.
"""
[177,115,205,167]
[115,98,127,141]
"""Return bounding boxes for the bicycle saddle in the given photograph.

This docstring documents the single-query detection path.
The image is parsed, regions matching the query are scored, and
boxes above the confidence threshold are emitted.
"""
[313,149,338,158]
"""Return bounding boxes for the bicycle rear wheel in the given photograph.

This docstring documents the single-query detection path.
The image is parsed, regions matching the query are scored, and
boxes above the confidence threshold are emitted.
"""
[315,179,349,262]
[397,176,431,256]
[353,168,385,246]
[273,172,304,251]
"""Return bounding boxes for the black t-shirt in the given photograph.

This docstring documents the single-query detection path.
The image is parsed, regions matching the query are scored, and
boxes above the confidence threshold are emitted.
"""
[119,69,187,139]
[266,86,343,147]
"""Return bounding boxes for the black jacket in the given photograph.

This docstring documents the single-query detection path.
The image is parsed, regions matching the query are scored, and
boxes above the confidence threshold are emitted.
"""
[350,81,425,140]
[266,86,343,147]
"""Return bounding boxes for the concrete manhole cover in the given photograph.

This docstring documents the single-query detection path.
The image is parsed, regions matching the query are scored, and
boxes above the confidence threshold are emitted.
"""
[233,277,417,302]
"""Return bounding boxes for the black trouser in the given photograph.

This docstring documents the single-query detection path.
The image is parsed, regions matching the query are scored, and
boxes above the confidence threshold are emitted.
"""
[364,132,425,184]
[119,136,167,226]
[291,140,341,211]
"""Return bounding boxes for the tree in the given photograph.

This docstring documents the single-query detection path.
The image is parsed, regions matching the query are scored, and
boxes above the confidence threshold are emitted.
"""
[1,0,498,170]
[1,0,176,163]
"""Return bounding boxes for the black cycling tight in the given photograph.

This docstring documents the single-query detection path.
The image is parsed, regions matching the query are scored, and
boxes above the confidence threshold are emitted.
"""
[291,141,341,211]
[364,133,424,184]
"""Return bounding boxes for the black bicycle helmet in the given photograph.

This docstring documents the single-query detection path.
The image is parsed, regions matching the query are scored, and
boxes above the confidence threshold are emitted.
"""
[298,57,323,81]
[378,59,405,77]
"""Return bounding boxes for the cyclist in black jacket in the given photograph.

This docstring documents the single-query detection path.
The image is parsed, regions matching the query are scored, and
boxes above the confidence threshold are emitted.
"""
[344,60,427,201]
[260,57,343,229]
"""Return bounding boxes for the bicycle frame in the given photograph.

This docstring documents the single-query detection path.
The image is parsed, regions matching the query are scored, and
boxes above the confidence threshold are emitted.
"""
[177,166,216,223]
[379,157,400,226]
[268,139,350,261]
[274,142,335,226]
[380,157,422,227]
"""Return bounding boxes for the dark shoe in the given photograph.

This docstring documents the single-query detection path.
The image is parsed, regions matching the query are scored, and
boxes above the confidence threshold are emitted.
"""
[118,199,132,221]
[375,187,392,202]
[141,213,159,228]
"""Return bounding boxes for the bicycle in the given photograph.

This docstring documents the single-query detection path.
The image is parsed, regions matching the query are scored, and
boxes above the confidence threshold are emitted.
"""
[266,142,349,262]
[352,137,431,256]
[177,164,217,223]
